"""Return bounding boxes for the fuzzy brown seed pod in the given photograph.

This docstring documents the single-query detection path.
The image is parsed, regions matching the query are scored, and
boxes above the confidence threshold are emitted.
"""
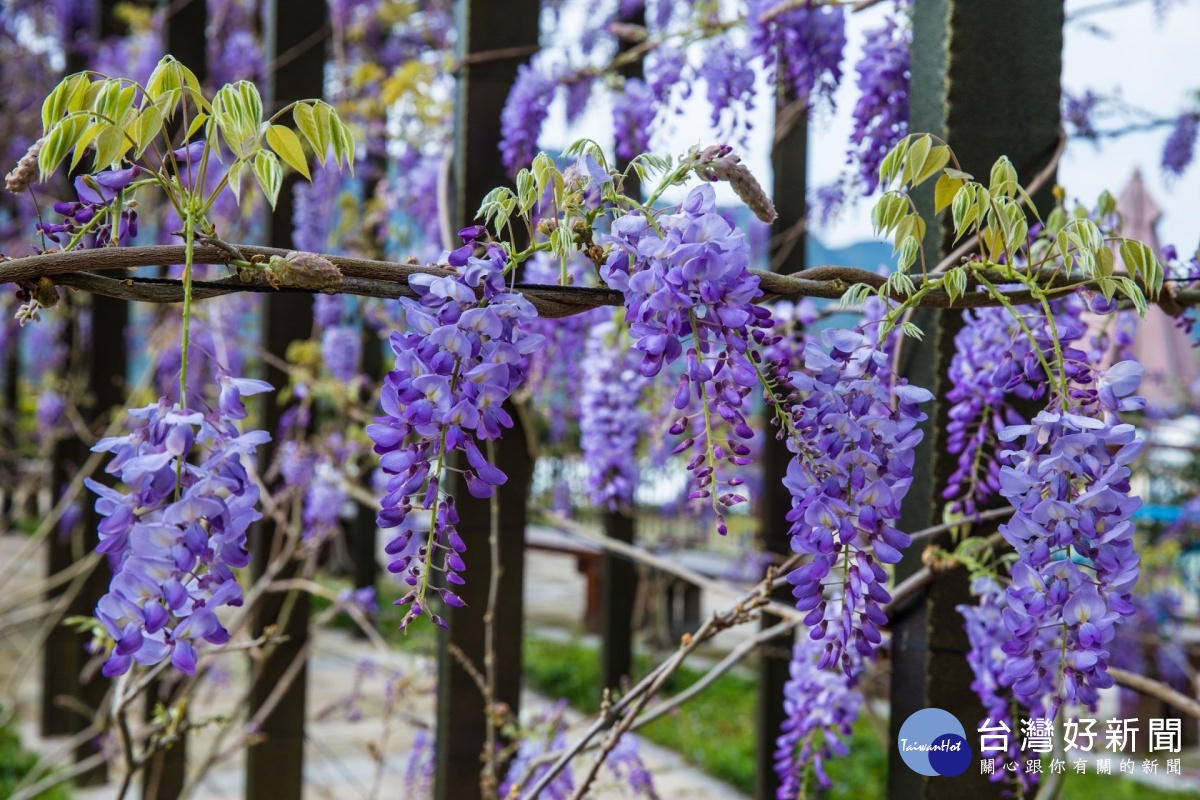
[692,144,778,224]
[5,137,46,195]
[265,251,343,290]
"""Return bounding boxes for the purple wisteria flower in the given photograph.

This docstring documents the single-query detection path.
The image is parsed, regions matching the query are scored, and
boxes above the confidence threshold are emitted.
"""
[321,325,363,382]
[697,38,757,139]
[87,377,272,676]
[847,12,910,194]
[996,361,1145,712]
[784,325,933,674]
[304,459,348,541]
[499,62,557,176]
[613,78,657,162]
[600,184,769,534]
[748,0,846,107]
[774,629,863,796]
[38,167,140,247]
[1063,90,1100,140]
[1162,112,1198,178]
[580,318,648,510]
[368,227,543,629]
[959,577,1045,789]
[944,300,1088,517]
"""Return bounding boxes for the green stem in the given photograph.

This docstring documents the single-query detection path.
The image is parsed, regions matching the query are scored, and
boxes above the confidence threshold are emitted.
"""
[175,208,197,498]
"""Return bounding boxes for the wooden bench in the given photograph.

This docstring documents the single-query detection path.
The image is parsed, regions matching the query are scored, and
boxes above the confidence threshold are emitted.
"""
[525,524,605,632]
[524,525,743,640]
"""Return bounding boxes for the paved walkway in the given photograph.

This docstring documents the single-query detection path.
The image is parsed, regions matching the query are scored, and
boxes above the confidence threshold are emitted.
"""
[0,535,749,799]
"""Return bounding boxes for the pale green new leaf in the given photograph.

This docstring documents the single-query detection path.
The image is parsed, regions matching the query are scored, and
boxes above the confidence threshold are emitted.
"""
[901,321,926,341]
[69,122,105,172]
[1096,190,1117,220]
[515,169,537,214]
[253,150,283,209]
[988,156,1018,197]
[550,224,574,260]
[227,160,247,203]
[951,185,976,238]
[839,283,874,309]
[92,124,129,171]
[37,121,76,181]
[265,124,311,180]
[134,107,163,158]
[186,112,209,142]
[901,134,932,187]
[934,172,965,214]
[944,266,968,305]
[914,144,951,187]
[293,103,326,165]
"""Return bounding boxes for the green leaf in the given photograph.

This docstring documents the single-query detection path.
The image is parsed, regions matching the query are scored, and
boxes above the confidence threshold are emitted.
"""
[238,81,264,130]
[134,107,163,157]
[328,116,351,171]
[226,160,248,203]
[901,135,932,187]
[515,169,537,214]
[292,103,324,164]
[914,145,952,187]
[1096,246,1114,278]
[934,173,964,214]
[313,101,334,156]
[186,112,209,142]
[550,224,574,259]
[988,156,1018,197]
[944,266,968,305]
[1096,189,1117,220]
[38,121,76,181]
[92,125,128,171]
[265,124,311,180]
[879,135,913,189]
[951,186,976,239]
[839,283,874,308]
[253,150,283,209]
[1119,240,1162,298]
[69,122,104,172]
[901,321,925,340]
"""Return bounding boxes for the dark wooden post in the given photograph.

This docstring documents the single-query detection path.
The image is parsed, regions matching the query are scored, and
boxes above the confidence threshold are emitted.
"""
[41,0,96,743]
[434,2,538,798]
[350,332,382,629]
[0,323,18,523]
[886,3,1064,798]
[41,4,126,788]
[754,96,807,800]
[599,2,645,696]
[140,3,208,797]
[245,1,325,799]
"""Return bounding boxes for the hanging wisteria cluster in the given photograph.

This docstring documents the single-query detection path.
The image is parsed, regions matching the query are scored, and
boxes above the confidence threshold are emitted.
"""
[368,227,544,628]
[784,325,932,674]
[89,373,272,675]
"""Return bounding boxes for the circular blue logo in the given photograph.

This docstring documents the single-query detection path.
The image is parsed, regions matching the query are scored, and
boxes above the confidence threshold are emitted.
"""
[897,708,971,777]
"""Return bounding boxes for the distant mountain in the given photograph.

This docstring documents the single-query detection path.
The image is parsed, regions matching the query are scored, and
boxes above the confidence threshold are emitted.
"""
[807,237,893,272]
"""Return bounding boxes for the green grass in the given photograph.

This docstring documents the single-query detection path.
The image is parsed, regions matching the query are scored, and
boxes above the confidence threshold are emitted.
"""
[0,716,71,800]
[521,636,1200,799]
